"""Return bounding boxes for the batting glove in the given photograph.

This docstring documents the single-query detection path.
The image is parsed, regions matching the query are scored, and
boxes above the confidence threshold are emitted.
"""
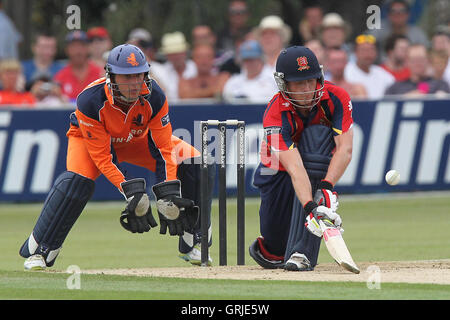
[314,180,339,213]
[304,201,342,238]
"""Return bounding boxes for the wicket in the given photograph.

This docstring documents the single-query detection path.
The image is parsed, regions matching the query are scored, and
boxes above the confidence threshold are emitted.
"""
[200,120,246,266]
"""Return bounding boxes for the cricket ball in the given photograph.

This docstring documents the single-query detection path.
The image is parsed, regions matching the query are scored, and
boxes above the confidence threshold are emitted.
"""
[385,170,400,186]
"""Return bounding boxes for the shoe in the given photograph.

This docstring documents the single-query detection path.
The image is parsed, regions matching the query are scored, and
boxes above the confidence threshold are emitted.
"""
[24,254,46,271]
[284,252,312,271]
[179,245,212,266]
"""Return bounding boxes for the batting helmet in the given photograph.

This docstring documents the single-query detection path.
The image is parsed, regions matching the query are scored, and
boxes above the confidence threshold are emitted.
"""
[274,46,324,109]
[105,44,152,103]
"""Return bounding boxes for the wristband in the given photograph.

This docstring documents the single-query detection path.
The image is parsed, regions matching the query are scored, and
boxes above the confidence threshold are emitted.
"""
[304,201,318,214]
[318,180,334,191]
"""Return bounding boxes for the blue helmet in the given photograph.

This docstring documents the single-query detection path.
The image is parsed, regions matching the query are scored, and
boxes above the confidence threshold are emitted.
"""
[105,44,151,103]
[274,46,324,109]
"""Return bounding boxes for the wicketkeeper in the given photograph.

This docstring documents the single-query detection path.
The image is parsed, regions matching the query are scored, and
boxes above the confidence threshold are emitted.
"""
[19,44,214,270]
[249,46,353,271]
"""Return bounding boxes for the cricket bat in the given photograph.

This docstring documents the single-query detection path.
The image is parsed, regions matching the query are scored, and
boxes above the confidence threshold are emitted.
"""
[319,219,360,274]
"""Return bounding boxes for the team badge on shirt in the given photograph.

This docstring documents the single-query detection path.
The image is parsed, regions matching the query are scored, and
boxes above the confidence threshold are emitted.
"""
[297,56,310,71]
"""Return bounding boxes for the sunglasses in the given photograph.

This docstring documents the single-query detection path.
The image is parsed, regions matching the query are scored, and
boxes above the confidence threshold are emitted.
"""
[355,34,376,45]
[389,8,408,14]
[229,8,248,15]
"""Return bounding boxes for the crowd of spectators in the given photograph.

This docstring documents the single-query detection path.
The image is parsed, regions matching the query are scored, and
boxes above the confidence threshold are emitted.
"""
[0,0,449,108]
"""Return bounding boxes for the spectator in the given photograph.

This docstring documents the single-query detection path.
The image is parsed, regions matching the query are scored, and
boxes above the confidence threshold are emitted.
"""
[304,39,329,81]
[53,31,103,103]
[217,0,251,53]
[385,44,450,96]
[29,74,68,108]
[192,25,217,48]
[431,26,450,85]
[22,33,65,89]
[344,34,395,99]
[304,39,326,65]
[319,13,351,51]
[327,48,367,98]
[368,0,429,59]
[0,59,35,106]
[380,34,411,81]
[429,49,449,82]
[0,0,21,60]
[152,31,197,103]
[222,40,277,103]
[87,26,113,70]
[254,15,292,71]
[217,33,249,76]
[297,5,323,44]
[178,44,229,100]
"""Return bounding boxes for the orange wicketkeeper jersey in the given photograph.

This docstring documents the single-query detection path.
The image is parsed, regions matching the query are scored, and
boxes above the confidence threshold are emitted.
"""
[66,78,177,190]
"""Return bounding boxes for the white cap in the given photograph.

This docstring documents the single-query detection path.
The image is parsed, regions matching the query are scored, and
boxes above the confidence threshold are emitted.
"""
[160,31,189,55]
[255,15,292,44]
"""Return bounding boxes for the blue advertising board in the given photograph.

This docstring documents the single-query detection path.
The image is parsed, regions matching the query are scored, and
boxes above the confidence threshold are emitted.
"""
[0,98,449,201]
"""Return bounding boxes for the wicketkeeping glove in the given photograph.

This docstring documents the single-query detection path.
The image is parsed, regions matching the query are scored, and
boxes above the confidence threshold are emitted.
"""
[314,180,339,212]
[152,180,199,236]
[304,201,342,238]
[119,178,158,233]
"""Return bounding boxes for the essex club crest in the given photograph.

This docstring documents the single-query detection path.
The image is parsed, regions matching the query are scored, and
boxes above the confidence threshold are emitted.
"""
[297,56,310,71]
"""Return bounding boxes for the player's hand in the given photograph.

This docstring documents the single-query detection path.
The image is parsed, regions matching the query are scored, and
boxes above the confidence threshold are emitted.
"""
[120,178,158,233]
[314,180,339,212]
[304,201,342,237]
[152,180,199,236]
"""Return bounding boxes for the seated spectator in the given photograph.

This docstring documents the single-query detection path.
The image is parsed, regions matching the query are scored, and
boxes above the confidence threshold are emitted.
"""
[87,26,113,70]
[344,34,395,99]
[367,0,429,61]
[29,74,68,108]
[0,0,22,60]
[192,25,217,48]
[222,40,278,103]
[217,33,248,76]
[254,15,292,71]
[297,5,323,44]
[319,13,351,51]
[429,49,448,82]
[385,44,450,97]
[22,33,65,89]
[431,26,450,85]
[217,0,251,53]
[178,44,229,100]
[151,31,197,103]
[380,34,411,81]
[304,38,326,65]
[327,48,367,98]
[0,59,35,106]
[53,31,103,103]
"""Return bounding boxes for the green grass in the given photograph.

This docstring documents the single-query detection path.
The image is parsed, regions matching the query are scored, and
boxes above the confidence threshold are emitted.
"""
[1,193,449,300]
[1,270,449,300]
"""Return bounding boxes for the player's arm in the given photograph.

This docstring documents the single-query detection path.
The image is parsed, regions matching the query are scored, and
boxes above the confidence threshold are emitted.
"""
[314,88,354,211]
[275,148,313,206]
[147,98,178,182]
[75,109,126,189]
[324,128,353,186]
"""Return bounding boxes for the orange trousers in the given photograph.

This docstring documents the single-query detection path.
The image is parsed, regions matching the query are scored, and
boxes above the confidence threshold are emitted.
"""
[66,135,200,181]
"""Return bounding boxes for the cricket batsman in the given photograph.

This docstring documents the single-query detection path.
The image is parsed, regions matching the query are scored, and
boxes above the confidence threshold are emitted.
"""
[19,44,214,270]
[249,46,353,271]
